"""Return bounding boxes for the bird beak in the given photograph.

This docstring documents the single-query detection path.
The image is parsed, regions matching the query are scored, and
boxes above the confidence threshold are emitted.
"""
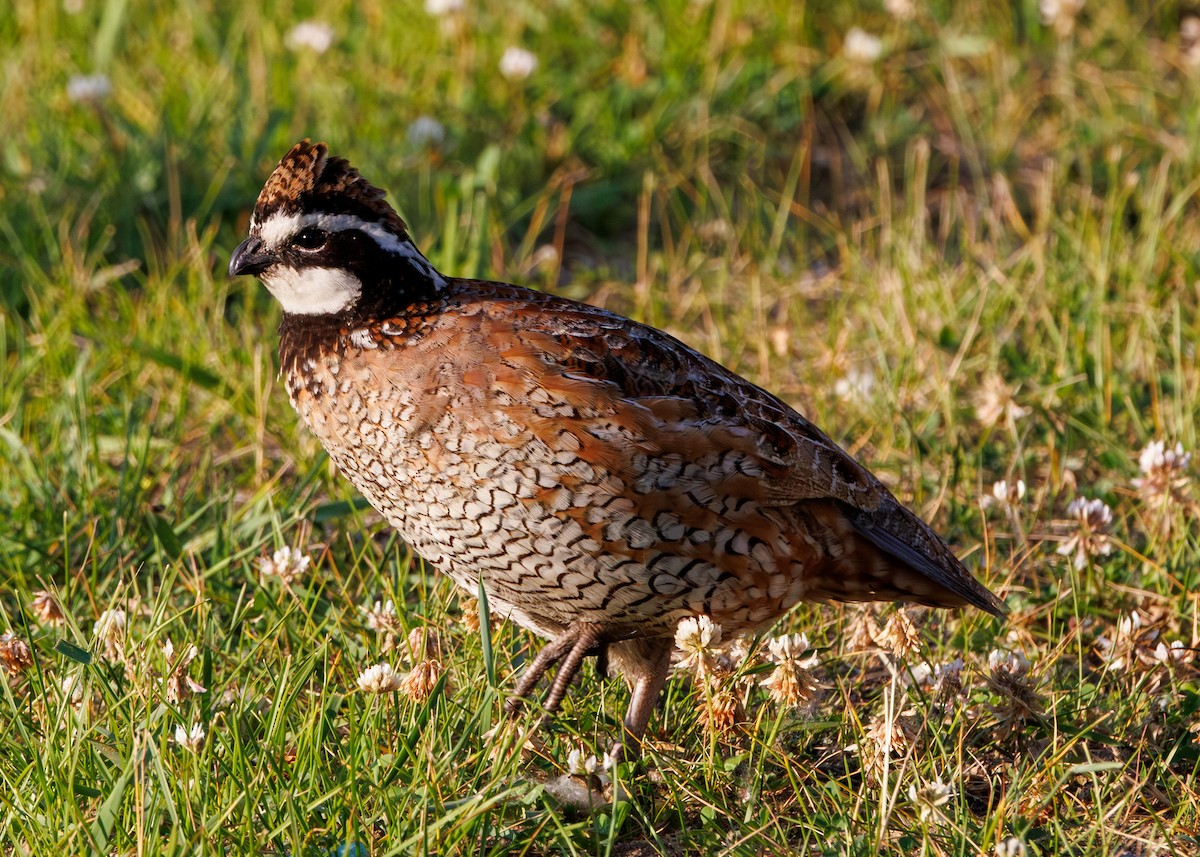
[228,236,272,277]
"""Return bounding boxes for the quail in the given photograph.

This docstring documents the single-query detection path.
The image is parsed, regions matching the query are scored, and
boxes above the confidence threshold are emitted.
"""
[230,140,1004,755]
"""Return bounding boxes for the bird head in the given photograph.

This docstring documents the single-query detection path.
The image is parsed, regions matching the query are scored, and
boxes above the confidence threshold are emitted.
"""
[229,140,445,316]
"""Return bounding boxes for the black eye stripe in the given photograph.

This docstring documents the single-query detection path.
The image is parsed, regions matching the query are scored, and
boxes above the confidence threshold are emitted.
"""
[293,227,327,250]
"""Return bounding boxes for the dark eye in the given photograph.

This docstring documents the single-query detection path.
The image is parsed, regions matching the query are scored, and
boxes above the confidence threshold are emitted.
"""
[293,227,327,250]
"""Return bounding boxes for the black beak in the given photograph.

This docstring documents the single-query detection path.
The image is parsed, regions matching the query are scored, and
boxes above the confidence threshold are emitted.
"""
[228,236,272,277]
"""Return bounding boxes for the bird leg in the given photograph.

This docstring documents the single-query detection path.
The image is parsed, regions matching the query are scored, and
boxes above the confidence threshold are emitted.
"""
[605,639,673,763]
[505,622,605,717]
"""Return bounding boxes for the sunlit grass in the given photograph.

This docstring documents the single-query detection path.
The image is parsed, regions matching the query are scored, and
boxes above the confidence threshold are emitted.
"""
[2,0,1199,854]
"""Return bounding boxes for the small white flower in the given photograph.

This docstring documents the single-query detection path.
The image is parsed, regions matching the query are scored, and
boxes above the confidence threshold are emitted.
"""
[174,722,206,752]
[765,633,816,667]
[987,648,1030,677]
[424,0,465,15]
[259,546,311,585]
[995,835,1027,857]
[566,747,611,786]
[991,479,1027,506]
[499,46,538,81]
[843,27,883,63]
[361,599,399,633]
[674,615,722,676]
[1152,640,1189,664]
[908,777,954,822]
[356,663,403,694]
[761,633,822,707]
[934,657,964,687]
[1132,441,1192,527]
[884,0,915,20]
[1056,497,1114,570]
[407,115,446,149]
[285,21,335,54]
[1115,611,1142,639]
[1137,440,1189,476]
[67,74,112,104]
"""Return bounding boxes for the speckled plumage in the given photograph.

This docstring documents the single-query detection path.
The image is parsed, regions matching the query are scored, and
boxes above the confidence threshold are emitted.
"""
[231,141,1004,753]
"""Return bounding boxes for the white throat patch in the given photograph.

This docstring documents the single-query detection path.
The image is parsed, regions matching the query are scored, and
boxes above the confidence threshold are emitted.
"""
[262,266,362,315]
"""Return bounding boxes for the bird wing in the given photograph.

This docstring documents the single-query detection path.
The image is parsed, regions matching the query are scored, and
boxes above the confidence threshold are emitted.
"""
[393,282,1004,618]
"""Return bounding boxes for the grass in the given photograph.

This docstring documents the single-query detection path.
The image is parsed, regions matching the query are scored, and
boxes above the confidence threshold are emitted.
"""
[2,0,1200,853]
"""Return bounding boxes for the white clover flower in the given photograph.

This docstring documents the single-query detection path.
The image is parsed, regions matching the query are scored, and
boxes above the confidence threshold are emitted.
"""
[566,747,611,786]
[1132,441,1192,524]
[987,648,1030,677]
[499,46,538,81]
[174,722,206,752]
[991,479,1027,506]
[356,663,403,694]
[674,615,722,676]
[908,777,955,822]
[1137,440,1189,476]
[766,632,816,665]
[67,74,112,104]
[903,658,964,698]
[1152,640,1190,665]
[1057,496,1113,570]
[407,115,446,149]
[361,599,399,634]
[259,546,311,585]
[285,21,335,54]
[761,633,822,707]
[933,657,964,693]
[425,0,465,15]
[843,28,883,63]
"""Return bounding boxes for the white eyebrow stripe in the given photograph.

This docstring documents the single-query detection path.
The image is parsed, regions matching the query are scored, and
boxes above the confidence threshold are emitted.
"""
[256,210,448,289]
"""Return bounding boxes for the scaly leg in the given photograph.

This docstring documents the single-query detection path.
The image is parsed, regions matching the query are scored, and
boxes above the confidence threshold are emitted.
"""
[505,622,605,716]
[605,638,673,762]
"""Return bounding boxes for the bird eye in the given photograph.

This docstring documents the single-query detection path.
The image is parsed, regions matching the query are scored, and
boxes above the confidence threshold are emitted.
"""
[292,227,327,251]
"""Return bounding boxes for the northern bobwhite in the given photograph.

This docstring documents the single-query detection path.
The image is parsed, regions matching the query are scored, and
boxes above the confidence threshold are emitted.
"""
[230,141,1004,754]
